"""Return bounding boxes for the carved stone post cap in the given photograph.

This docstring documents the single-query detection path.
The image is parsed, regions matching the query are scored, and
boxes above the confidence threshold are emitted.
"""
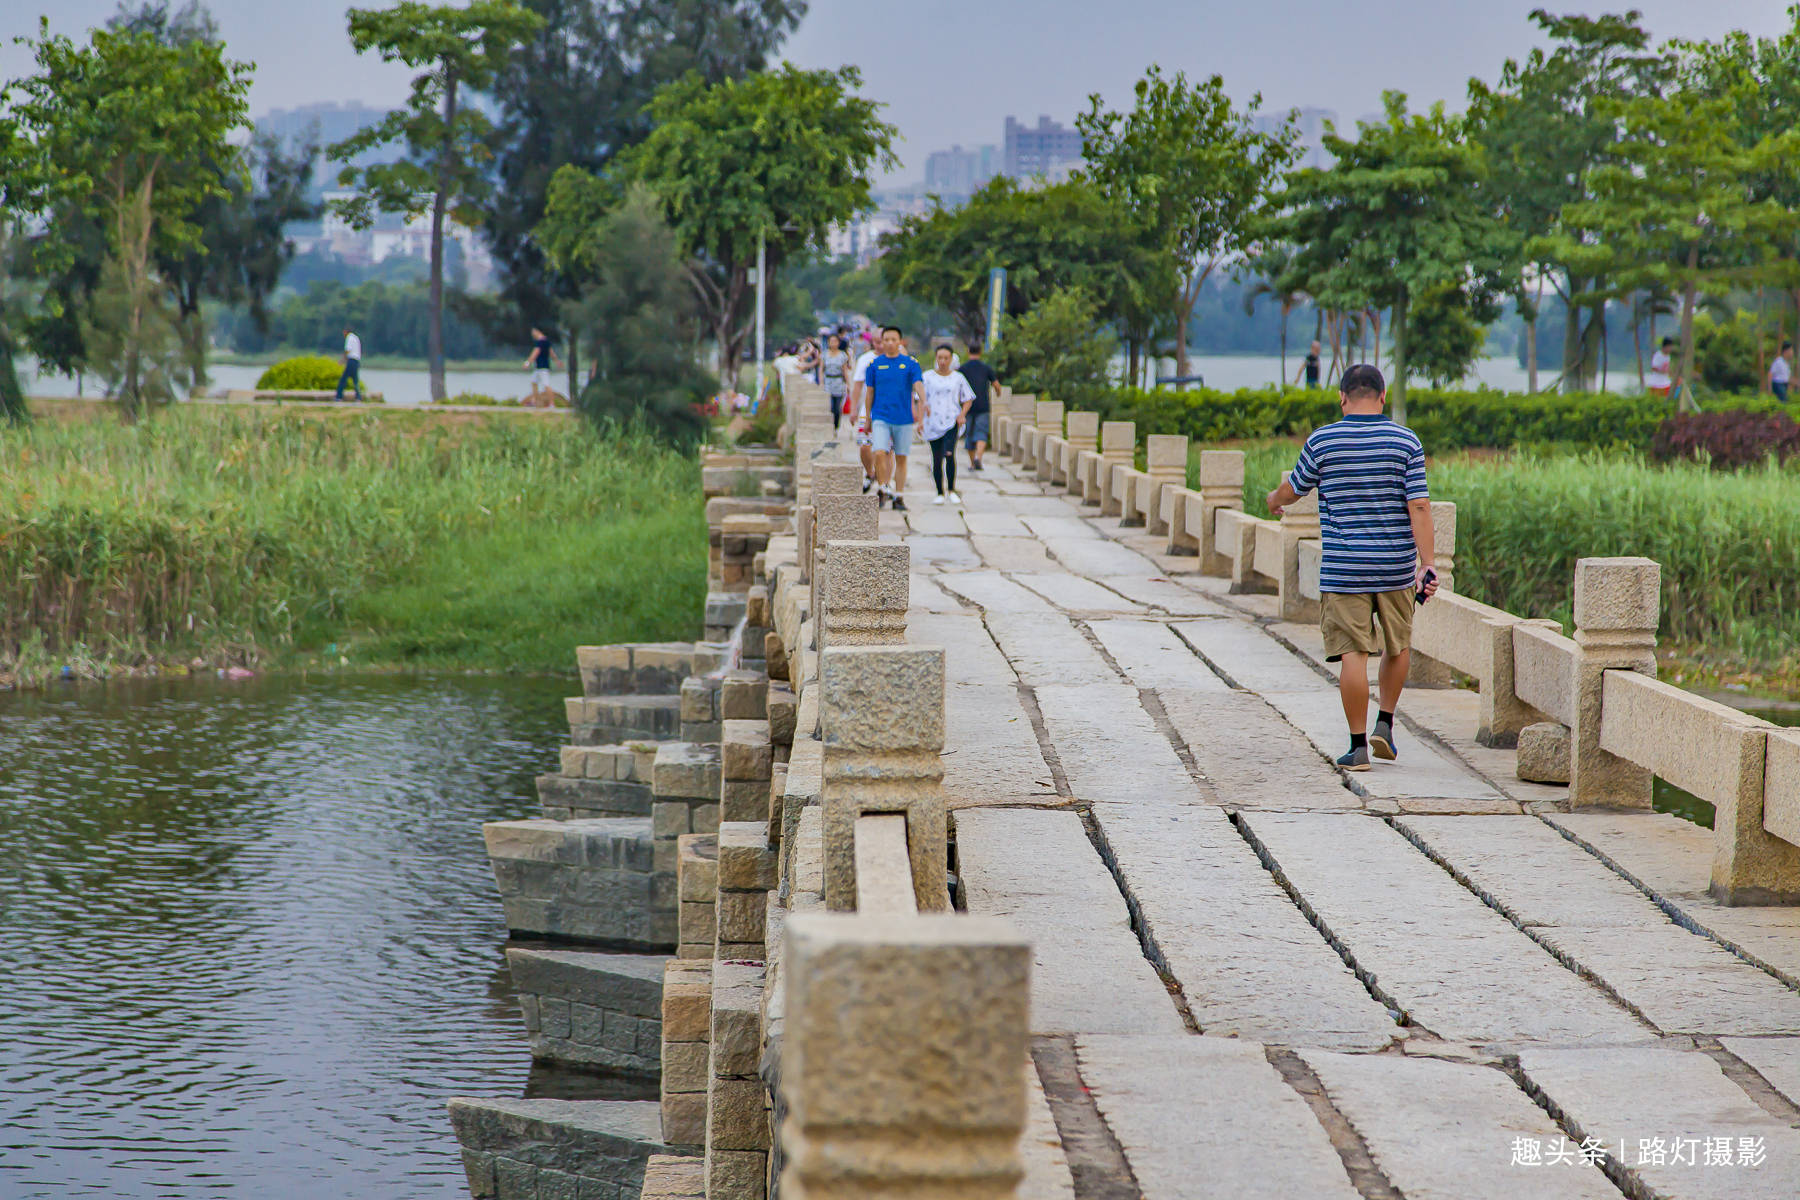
[1100,421,1135,453]
[820,645,944,752]
[811,462,862,497]
[1573,557,1660,633]
[1198,449,1246,486]
[1146,434,1188,470]
[1065,411,1100,439]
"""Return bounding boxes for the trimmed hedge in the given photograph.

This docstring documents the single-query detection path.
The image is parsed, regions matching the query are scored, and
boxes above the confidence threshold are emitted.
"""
[1084,385,1787,452]
[255,355,344,391]
[1651,411,1800,470]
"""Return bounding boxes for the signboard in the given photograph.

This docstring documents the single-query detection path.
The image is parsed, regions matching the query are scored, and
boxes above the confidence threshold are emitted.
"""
[985,267,1007,346]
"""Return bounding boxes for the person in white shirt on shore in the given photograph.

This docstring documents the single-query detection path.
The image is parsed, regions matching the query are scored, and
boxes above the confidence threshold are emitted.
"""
[1647,336,1674,399]
[1772,341,1792,403]
[335,326,364,402]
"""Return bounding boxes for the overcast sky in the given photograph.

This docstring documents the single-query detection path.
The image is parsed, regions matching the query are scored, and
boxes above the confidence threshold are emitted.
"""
[0,0,1788,184]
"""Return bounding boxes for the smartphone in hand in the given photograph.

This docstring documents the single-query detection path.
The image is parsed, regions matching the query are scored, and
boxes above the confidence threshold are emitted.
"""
[1415,567,1438,606]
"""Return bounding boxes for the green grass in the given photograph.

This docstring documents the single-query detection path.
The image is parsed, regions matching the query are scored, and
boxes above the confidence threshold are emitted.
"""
[0,407,704,684]
[1196,438,1800,672]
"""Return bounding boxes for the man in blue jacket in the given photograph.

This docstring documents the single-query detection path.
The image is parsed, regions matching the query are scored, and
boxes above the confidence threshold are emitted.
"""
[858,324,926,512]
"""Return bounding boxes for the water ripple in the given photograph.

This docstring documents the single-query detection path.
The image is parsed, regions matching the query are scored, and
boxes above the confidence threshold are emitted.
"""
[0,673,572,1198]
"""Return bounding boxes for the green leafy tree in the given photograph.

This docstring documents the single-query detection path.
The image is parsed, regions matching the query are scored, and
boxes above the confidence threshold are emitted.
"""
[545,183,713,446]
[623,64,895,384]
[1545,87,1798,410]
[1240,245,1305,388]
[1263,94,1511,423]
[1467,10,1669,393]
[330,0,544,403]
[991,288,1116,411]
[481,0,803,395]
[1077,67,1298,378]
[1406,283,1494,387]
[2,18,249,419]
[879,176,1172,356]
[0,226,32,425]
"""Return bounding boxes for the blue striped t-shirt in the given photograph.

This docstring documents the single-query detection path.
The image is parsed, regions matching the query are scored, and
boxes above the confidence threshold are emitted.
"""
[1288,414,1428,594]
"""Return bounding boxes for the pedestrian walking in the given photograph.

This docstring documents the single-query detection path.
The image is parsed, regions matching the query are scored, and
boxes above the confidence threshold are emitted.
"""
[1647,336,1674,399]
[922,344,975,505]
[957,342,999,471]
[1294,339,1322,389]
[821,333,852,431]
[1265,364,1438,771]
[849,338,881,490]
[859,325,925,512]
[1772,341,1792,403]
[335,325,364,402]
[524,327,561,405]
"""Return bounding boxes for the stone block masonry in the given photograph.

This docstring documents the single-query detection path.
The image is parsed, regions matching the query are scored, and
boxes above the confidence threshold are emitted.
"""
[576,642,695,698]
[507,947,664,1074]
[537,743,657,821]
[448,1098,669,1200]
[660,958,713,1149]
[707,961,770,1200]
[483,818,674,950]
[566,695,681,746]
[678,834,718,959]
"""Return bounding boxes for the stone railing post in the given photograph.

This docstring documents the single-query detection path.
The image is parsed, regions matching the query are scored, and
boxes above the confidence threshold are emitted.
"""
[1194,450,1244,576]
[1143,435,1188,537]
[1096,421,1135,514]
[779,912,1031,1200]
[818,540,909,651]
[1408,502,1459,686]
[1276,473,1320,622]
[807,492,877,607]
[1570,557,1660,808]
[795,464,863,587]
[818,645,949,913]
[1006,395,1036,462]
[1032,400,1064,482]
[1062,412,1098,491]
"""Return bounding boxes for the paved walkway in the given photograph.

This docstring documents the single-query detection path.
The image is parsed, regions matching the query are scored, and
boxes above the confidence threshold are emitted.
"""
[869,447,1800,1199]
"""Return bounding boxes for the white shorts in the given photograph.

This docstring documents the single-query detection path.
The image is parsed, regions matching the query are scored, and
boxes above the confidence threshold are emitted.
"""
[532,367,552,389]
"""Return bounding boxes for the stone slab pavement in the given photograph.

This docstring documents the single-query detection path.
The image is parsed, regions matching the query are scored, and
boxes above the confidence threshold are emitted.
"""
[850,442,1800,1197]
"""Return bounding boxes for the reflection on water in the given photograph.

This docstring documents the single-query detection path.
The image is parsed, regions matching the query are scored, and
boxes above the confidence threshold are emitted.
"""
[1654,705,1800,830]
[0,673,575,1198]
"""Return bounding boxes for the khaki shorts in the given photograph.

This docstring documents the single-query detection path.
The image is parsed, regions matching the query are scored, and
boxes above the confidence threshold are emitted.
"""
[1321,589,1415,662]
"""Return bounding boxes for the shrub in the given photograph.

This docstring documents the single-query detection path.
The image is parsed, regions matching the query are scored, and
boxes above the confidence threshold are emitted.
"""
[1085,384,1785,453]
[256,355,343,391]
[1692,312,1765,394]
[1651,410,1800,470]
[992,288,1115,411]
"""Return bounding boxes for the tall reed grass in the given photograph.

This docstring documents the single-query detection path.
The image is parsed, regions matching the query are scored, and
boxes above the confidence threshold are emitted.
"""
[1204,439,1800,664]
[0,409,705,677]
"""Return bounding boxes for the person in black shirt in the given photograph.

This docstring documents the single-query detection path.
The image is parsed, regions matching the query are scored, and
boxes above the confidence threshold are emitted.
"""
[525,327,562,405]
[1293,339,1323,389]
[957,343,999,471]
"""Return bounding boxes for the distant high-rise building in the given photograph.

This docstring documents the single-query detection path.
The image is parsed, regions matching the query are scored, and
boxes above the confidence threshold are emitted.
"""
[924,144,1000,198]
[1253,106,1338,170]
[257,100,391,152]
[1003,115,1083,179]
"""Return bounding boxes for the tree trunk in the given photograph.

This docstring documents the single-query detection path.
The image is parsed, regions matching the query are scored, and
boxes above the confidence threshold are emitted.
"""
[1277,301,1289,390]
[1527,274,1544,394]
[1126,339,1139,392]
[1174,281,1198,378]
[1561,280,1582,393]
[0,342,27,425]
[426,68,458,405]
[1599,304,1608,393]
[1677,244,1700,413]
[566,335,579,402]
[1389,291,1409,426]
[1756,287,1767,392]
[1632,295,1644,389]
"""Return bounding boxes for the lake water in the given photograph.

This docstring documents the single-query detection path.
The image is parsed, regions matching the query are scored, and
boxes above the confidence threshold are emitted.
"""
[21,353,1636,408]
[0,673,637,1199]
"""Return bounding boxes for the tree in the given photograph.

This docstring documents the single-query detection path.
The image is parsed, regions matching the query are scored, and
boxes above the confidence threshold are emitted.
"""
[481,0,803,396]
[1078,66,1297,378]
[1547,86,1798,410]
[1468,10,1669,393]
[1241,245,1305,388]
[991,288,1116,411]
[623,64,895,384]
[3,18,249,419]
[1263,94,1511,423]
[330,0,544,403]
[0,226,31,425]
[542,181,713,445]
[879,176,1172,361]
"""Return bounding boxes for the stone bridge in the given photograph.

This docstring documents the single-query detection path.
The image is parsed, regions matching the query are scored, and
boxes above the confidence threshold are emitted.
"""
[449,382,1800,1200]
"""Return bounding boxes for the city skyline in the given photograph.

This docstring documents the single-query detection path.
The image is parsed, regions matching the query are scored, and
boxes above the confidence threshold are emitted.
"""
[1,0,1788,189]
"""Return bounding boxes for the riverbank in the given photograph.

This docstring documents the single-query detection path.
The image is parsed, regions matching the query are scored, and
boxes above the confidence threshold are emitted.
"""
[1209,438,1800,698]
[0,408,706,688]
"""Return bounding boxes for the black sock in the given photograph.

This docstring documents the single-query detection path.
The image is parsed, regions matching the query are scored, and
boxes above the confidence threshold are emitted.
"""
[1377,710,1394,729]
[1350,732,1368,750]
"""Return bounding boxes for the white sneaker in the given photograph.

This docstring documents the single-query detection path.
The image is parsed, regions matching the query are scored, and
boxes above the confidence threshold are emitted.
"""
[932,494,945,505]
[948,491,962,505]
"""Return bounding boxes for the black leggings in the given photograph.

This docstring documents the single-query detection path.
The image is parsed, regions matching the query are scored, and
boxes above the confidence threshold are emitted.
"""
[828,390,844,429]
[929,428,957,494]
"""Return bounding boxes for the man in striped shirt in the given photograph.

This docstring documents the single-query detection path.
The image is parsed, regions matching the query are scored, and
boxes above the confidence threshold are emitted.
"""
[1266,364,1439,771]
